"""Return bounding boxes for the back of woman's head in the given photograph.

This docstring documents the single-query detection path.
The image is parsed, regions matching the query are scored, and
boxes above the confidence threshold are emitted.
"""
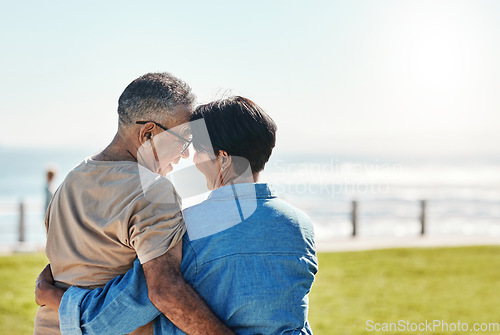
[191,96,277,174]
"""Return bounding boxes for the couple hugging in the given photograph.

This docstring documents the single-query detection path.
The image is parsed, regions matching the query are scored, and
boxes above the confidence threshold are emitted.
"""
[34,72,318,335]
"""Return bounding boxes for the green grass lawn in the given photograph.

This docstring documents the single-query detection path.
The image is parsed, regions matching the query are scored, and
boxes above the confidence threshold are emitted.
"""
[309,246,500,334]
[0,252,48,335]
[1,246,499,334]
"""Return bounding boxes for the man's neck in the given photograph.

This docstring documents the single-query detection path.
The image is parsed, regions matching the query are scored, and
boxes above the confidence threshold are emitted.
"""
[92,133,137,162]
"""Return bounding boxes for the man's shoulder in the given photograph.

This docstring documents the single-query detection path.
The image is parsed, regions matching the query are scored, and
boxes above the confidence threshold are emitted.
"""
[62,158,140,182]
[58,159,180,207]
[138,172,180,207]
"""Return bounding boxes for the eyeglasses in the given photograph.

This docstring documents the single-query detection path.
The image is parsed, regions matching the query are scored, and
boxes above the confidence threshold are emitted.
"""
[136,121,192,154]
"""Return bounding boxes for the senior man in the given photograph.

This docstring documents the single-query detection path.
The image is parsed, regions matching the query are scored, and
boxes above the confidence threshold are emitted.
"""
[34,72,232,335]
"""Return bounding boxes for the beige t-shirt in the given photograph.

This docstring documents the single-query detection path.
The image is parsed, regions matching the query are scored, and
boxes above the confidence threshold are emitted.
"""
[34,158,185,335]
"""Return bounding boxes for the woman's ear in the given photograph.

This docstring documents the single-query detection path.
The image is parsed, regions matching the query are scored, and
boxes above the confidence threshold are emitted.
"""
[218,150,232,171]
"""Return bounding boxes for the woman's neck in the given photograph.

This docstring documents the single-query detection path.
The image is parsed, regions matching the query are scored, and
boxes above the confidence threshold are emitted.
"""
[216,172,259,189]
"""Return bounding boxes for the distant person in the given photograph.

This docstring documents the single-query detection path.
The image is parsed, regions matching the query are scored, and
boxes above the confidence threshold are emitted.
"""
[33,72,232,335]
[44,166,57,214]
[35,96,318,334]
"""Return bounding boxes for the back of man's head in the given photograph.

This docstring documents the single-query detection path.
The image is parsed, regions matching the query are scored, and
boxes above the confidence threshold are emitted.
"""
[117,72,195,127]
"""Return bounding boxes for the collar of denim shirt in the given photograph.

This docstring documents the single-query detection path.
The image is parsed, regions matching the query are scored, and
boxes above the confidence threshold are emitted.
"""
[206,182,277,201]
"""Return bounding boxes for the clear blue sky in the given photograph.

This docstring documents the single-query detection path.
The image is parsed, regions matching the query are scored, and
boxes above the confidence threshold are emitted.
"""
[1,0,499,157]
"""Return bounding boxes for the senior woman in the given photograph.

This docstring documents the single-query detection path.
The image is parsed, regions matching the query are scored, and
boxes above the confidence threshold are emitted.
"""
[35,96,318,334]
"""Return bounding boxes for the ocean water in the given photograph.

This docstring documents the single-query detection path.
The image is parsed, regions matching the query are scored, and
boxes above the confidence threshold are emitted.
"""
[0,147,98,243]
[262,154,500,241]
[1,147,499,243]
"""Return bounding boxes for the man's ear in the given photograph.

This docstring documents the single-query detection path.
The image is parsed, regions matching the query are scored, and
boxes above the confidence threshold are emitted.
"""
[139,123,155,145]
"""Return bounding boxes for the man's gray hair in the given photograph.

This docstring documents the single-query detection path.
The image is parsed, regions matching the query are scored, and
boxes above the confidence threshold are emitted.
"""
[117,72,195,125]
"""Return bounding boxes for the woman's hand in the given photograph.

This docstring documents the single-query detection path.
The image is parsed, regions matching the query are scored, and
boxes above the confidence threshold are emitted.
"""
[34,264,64,311]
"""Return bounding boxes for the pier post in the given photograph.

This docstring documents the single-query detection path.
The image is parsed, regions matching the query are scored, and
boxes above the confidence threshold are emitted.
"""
[18,200,25,242]
[351,200,358,237]
[420,200,426,236]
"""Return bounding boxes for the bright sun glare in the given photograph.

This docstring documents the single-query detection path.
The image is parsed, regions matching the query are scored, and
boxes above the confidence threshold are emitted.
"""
[388,2,482,95]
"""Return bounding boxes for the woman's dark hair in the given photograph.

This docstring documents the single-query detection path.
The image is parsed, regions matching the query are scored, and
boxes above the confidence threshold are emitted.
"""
[190,96,277,174]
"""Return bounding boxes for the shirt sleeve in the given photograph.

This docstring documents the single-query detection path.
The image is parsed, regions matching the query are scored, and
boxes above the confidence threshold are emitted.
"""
[59,258,161,335]
[128,176,186,264]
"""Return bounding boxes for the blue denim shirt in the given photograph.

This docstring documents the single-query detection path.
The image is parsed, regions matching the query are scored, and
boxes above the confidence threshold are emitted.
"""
[59,183,318,334]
